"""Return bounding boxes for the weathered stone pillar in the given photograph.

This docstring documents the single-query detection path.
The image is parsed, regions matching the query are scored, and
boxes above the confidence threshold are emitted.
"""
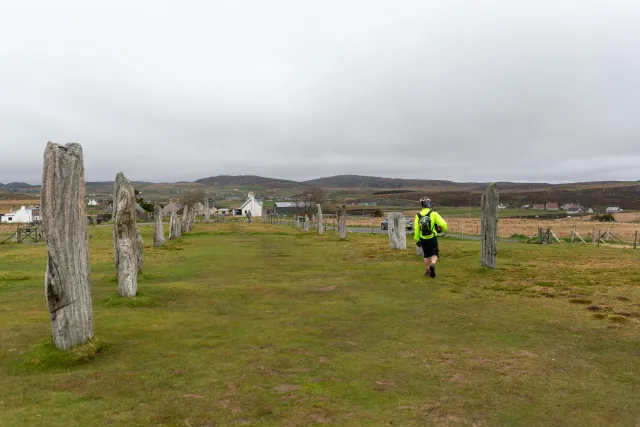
[169,212,181,240]
[317,204,324,235]
[189,207,196,231]
[181,205,189,233]
[304,215,310,232]
[41,142,93,350]
[154,204,164,247]
[135,229,144,273]
[481,182,499,268]
[204,197,210,222]
[262,208,268,223]
[388,212,406,249]
[338,205,347,239]
[113,172,138,297]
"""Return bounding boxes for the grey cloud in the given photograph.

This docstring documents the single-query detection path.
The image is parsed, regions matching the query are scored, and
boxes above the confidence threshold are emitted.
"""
[1,0,639,184]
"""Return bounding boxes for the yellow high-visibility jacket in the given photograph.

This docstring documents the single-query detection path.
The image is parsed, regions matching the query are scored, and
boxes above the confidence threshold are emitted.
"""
[414,208,448,241]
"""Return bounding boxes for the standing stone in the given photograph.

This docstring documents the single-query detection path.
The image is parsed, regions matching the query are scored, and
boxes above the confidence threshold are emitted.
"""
[187,207,196,231]
[204,197,210,222]
[416,245,424,256]
[154,204,165,247]
[338,205,347,239]
[388,212,407,249]
[135,228,144,273]
[113,172,138,297]
[169,212,181,240]
[181,205,189,233]
[304,215,310,232]
[262,208,268,224]
[317,204,324,235]
[480,182,499,268]
[295,217,301,230]
[41,142,93,351]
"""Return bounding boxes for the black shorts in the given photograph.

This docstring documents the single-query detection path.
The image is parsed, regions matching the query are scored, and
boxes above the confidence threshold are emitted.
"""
[421,237,439,258]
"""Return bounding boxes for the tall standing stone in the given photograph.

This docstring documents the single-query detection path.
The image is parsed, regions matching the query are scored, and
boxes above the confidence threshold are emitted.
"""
[262,208,268,224]
[41,142,94,351]
[135,229,144,273]
[181,205,190,233]
[187,207,196,231]
[169,212,181,240]
[304,215,310,232]
[154,204,165,247]
[481,182,499,268]
[388,212,407,249]
[317,204,324,235]
[338,205,347,239]
[113,172,138,297]
[204,197,210,222]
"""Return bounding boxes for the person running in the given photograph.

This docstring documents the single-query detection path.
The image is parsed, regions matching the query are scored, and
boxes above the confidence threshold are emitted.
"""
[414,197,448,277]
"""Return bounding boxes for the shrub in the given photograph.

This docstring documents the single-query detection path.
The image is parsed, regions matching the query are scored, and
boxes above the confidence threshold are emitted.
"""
[371,208,384,218]
[591,213,616,222]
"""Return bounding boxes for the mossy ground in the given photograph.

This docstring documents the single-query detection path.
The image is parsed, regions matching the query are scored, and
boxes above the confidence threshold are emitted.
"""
[0,222,639,426]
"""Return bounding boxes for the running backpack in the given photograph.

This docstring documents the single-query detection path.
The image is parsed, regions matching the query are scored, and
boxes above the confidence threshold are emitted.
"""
[417,210,433,236]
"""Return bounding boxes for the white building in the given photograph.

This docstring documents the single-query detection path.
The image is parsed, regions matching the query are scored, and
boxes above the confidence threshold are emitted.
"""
[606,207,623,213]
[87,199,98,206]
[0,206,40,223]
[237,192,263,217]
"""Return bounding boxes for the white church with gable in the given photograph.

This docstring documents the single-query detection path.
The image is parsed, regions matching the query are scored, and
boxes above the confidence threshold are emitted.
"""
[237,192,263,217]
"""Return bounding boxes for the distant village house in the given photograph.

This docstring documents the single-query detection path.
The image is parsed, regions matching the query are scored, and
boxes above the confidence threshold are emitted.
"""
[0,205,41,223]
[236,192,263,217]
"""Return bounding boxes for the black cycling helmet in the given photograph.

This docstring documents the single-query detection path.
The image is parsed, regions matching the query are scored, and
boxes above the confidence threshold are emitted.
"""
[420,197,431,208]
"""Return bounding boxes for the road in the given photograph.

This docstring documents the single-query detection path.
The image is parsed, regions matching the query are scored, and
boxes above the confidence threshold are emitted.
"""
[326,226,519,243]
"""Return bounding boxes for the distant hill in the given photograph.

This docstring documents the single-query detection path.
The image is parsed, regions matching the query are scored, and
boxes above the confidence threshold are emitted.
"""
[195,175,304,189]
[303,175,463,189]
[1,182,35,189]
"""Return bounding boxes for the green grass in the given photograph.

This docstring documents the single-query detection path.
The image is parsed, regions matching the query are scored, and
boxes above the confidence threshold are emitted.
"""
[1,223,639,426]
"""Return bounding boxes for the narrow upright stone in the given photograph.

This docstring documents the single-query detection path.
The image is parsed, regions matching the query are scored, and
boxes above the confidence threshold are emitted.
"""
[135,228,144,273]
[41,142,94,350]
[181,205,190,233]
[113,172,138,297]
[169,212,181,240]
[481,182,499,268]
[187,207,196,231]
[304,216,310,232]
[204,197,210,222]
[154,204,165,247]
[388,212,407,249]
[317,204,324,235]
[338,205,347,239]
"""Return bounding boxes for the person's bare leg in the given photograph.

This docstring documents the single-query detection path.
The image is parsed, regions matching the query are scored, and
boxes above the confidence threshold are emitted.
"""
[423,256,431,275]
[429,255,438,277]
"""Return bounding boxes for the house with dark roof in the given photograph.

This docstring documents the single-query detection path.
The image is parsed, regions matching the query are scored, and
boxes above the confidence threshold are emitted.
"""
[533,204,545,210]
[546,202,559,211]
[273,202,300,217]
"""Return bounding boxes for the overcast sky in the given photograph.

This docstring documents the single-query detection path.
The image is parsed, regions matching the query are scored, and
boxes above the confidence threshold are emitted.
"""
[1,1,639,184]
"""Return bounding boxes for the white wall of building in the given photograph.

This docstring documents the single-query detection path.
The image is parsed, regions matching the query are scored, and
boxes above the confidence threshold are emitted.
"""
[0,206,37,223]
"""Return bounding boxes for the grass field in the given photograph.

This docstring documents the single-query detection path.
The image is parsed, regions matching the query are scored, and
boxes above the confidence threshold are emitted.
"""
[1,224,640,426]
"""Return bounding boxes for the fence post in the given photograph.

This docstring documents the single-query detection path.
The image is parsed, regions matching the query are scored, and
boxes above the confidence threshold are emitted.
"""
[597,230,601,247]
[634,231,638,249]
[592,228,596,246]
[571,225,576,243]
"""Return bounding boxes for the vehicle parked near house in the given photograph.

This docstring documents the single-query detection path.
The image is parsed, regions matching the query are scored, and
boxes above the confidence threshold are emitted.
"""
[381,218,413,230]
